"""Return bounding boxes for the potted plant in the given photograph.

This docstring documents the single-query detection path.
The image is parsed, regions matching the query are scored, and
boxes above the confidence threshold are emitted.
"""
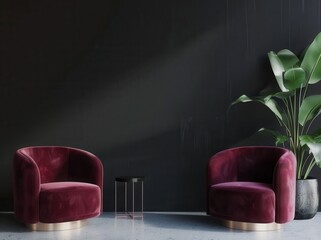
[232,32,321,219]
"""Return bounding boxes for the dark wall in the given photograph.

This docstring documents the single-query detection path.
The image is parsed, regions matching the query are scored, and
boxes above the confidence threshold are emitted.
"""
[1,0,321,211]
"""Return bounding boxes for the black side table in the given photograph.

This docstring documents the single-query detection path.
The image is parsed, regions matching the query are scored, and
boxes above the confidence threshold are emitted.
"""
[114,176,144,218]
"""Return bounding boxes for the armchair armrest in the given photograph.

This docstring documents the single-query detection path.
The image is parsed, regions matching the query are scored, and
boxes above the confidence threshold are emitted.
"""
[68,148,103,211]
[207,149,238,214]
[273,150,296,223]
[68,148,103,187]
[207,149,238,187]
[13,151,41,224]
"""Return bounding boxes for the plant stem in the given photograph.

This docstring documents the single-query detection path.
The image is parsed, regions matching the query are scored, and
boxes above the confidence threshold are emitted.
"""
[297,151,307,179]
[300,152,312,179]
[282,98,293,145]
[306,114,319,134]
[304,160,316,179]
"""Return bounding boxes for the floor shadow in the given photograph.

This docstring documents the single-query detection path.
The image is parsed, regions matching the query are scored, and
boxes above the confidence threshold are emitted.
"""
[0,212,30,233]
[143,212,231,232]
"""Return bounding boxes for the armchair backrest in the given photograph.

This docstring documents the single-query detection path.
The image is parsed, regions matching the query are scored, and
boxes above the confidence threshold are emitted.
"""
[19,146,71,183]
[208,146,292,187]
[235,147,287,183]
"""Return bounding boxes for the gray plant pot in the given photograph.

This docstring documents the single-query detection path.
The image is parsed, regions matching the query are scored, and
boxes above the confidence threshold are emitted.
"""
[295,178,319,220]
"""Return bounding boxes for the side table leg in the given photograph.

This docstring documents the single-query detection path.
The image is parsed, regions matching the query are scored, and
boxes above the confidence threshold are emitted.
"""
[142,181,144,216]
[125,182,127,214]
[115,181,117,215]
[132,181,135,218]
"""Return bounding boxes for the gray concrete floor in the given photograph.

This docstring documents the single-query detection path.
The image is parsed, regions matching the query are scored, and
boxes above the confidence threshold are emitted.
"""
[0,212,320,240]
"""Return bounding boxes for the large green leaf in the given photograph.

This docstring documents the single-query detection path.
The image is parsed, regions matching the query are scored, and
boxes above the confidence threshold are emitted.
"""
[259,84,295,99]
[268,51,287,92]
[272,91,295,99]
[300,132,321,168]
[277,49,300,69]
[264,98,283,120]
[284,67,306,90]
[232,94,283,120]
[258,128,289,145]
[298,95,321,126]
[300,128,321,146]
[231,95,252,105]
[306,143,321,167]
[300,135,317,146]
[301,32,321,84]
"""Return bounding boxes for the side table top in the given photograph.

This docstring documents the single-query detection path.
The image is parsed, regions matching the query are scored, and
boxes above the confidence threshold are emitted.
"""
[115,176,145,182]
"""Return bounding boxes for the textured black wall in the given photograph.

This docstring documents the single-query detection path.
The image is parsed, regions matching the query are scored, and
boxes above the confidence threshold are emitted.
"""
[1,0,321,211]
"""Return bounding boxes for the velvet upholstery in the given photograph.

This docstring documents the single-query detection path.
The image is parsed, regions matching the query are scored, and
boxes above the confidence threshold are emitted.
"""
[207,146,296,224]
[13,146,103,224]
[209,182,275,223]
[39,182,101,223]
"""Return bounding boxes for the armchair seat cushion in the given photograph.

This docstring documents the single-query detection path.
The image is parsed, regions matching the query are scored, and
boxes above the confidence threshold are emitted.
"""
[39,182,101,223]
[209,182,275,223]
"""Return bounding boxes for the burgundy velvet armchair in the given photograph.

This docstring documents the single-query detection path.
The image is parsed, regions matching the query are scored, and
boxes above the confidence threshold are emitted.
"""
[207,146,296,230]
[13,146,103,230]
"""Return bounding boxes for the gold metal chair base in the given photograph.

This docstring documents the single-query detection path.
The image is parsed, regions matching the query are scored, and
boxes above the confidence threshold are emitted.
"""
[27,220,86,231]
[222,220,282,231]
